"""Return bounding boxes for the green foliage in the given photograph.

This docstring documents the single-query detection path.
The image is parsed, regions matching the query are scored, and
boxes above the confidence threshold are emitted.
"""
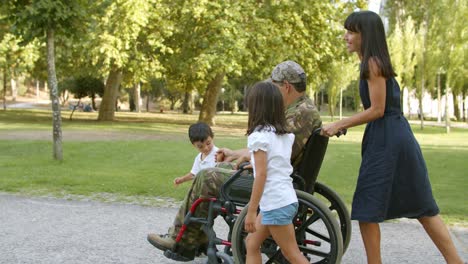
[87,0,169,78]
[388,17,418,91]
[0,33,40,80]
[73,76,105,99]
[6,0,90,43]
[324,58,358,119]
[386,0,467,120]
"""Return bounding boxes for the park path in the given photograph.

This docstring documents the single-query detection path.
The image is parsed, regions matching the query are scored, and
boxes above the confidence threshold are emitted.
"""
[0,193,466,264]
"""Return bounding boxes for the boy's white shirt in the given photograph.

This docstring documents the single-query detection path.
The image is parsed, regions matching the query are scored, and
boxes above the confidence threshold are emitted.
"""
[190,145,219,176]
[248,128,297,211]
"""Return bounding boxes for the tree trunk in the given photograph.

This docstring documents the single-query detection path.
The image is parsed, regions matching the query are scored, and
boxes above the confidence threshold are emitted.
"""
[146,94,151,112]
[419,61,425,129]
[339,86,343,120]
[407,87,412,119]
[182,89,190,114]
[98,66,123,121]
[2,69,6,110]
[198,72,225,126]
[453,93,460,121]
[320,85,325,111]
[463,90,466,122]
[10,78,17,102]
[418,93,424,130]
[437,73,441,123]
[47,28,63,161]
[133,82,141,113]
[69,98,81,121]
[328,103,335,122]
[36,80,40,102]
[445,86,451,133]
[91,94,97,110]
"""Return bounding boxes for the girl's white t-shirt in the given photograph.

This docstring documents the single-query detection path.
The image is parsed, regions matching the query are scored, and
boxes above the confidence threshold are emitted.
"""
[190,145,219,176]
[248,128,297,211]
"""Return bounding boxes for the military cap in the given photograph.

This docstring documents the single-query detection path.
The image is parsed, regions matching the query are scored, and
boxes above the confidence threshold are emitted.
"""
[270,60,306,84]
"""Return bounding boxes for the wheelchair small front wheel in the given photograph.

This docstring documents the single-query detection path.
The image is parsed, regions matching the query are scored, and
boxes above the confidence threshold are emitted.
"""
[231,190,343,263]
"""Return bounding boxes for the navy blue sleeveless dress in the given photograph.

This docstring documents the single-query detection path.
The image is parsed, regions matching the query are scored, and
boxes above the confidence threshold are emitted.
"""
[351,78,439,222]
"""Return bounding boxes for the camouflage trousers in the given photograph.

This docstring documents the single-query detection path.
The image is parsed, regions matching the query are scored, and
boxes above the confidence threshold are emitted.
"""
[169,162,236,250]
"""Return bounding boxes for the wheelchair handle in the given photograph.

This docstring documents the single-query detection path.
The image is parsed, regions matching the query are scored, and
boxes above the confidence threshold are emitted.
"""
[237,162,251,171]
[314,127,347,137]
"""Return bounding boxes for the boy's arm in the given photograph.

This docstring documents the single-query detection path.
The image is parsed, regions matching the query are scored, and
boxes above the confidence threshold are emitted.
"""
[174,172,195,185]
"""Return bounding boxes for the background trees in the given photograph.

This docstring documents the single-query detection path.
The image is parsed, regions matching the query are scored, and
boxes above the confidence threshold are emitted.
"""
[4,0,90,160]
[385,0,467,131]
[0,0,466,134]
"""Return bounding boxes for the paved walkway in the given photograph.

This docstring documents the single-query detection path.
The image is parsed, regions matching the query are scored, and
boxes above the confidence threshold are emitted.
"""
[1,193,466,264]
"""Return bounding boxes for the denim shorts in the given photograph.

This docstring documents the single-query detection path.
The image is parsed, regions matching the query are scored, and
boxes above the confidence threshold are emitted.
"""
[260,202,298,225]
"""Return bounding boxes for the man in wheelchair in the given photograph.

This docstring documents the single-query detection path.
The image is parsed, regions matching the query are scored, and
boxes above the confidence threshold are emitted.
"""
[147,60,322,261]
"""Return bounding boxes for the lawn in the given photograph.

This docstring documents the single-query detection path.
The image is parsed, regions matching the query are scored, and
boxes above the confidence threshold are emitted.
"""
[0,109,466,225]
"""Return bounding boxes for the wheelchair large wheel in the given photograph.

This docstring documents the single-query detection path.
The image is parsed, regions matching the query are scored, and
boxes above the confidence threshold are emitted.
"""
[231,190,343,264]
[313,181,351,253]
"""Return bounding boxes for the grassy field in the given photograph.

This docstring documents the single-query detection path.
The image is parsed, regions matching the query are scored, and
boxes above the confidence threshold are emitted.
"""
[0,109,467,225]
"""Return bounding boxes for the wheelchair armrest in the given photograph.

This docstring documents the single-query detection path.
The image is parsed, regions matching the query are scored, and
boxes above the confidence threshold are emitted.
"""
[220,163,253,205]
[237,162,252,171]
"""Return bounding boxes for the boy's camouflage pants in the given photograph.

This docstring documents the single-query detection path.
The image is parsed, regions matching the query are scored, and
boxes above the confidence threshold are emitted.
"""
[169,163,236,251]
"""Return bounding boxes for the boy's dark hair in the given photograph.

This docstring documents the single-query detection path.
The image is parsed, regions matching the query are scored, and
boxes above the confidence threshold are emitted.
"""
[344,11,396,80]
[188,122,214,143]
[246,81,288,136]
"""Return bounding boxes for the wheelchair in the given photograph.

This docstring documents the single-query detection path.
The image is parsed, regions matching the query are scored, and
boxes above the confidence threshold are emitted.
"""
[164,128,351,263]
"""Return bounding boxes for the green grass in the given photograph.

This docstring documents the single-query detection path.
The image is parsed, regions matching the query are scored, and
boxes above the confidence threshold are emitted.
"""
[0,109,466,225]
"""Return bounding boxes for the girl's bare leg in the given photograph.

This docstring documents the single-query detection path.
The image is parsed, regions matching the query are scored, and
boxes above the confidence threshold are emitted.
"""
[418,215,463,264]
[245,214,270,264]
[269,224,309,264]
[359,222,382,264]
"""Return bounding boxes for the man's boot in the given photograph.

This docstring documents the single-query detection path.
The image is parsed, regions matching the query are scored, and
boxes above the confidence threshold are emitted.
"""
[147,233,175,251]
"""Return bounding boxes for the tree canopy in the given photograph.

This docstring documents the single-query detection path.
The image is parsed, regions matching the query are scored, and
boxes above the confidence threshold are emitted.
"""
[0,0,465,127]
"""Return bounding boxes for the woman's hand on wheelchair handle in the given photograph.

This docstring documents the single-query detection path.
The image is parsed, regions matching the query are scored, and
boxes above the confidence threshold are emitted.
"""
[321,123,346,138]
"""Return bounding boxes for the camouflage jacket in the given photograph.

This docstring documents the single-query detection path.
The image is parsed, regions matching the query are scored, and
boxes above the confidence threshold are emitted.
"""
[285,95,322,169]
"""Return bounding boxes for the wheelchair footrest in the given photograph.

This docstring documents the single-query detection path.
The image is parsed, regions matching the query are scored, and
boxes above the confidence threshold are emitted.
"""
[163,249,194,262]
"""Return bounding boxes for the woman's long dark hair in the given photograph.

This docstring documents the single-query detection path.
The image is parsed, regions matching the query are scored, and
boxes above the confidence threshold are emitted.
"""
[344,11,396,80]
[246,81,288,136]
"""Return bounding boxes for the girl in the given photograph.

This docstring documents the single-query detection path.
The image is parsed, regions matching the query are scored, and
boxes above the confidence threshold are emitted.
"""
[244,81,309,264]
[321,11,463,264]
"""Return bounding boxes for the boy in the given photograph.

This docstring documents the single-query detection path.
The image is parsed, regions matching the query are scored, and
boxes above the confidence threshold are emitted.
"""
[173,122,218,185]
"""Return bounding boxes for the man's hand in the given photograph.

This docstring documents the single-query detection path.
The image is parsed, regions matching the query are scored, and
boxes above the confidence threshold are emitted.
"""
[216,148,234,162]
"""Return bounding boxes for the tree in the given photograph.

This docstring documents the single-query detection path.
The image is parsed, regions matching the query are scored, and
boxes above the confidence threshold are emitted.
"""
[6,0,90,160]
[323,58,356,120]
[88,0,169,121]
[388,17,418,117]
[159,0,253,125]
[0,33,39,105]
[160,0,365,125]
[386,0,466,133]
